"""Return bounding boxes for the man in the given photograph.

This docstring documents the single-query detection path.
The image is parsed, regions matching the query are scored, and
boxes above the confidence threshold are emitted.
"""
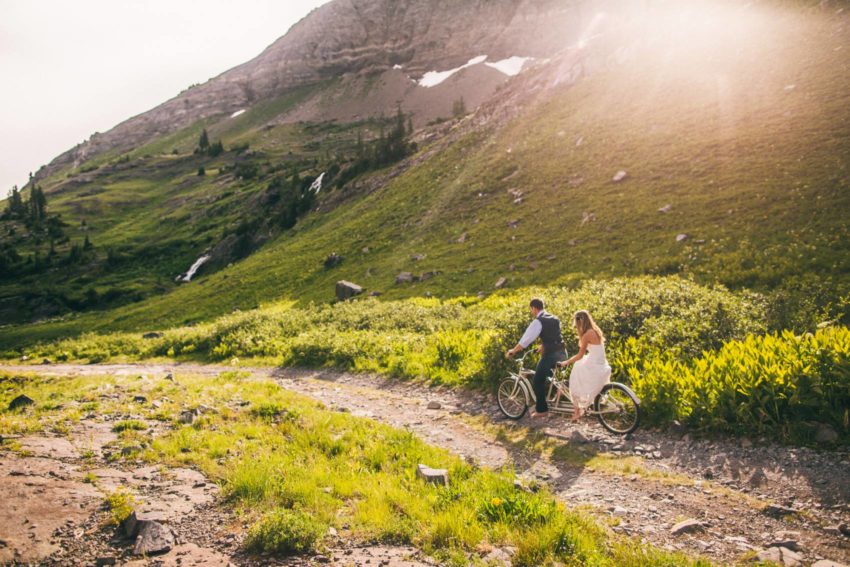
[505,298,568,418]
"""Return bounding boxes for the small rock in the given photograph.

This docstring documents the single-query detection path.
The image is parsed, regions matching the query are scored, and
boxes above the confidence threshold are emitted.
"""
[612,170,627,182]
[764,504,798,518]
[494,277,508,289]
[456,232,467,243]
[411,253,426,261]
[416,464,449,487]
[179,410,196,425]
[768,540,801,552]
[676,233,689,242]
[95,558,117,567]
[395,272,414,284]
[581,211,596,225]
[658,204,672,213]
[323,253,343,269]
[507,220,519,229]
[840,523,850,537]
[133,521,175,556]
[748,468,768,488]
[164,372,175,381]
[142,332,163,339]
[427,401,441,410]
[670,519,705,535]
[569,430,590,444]
[41,358,52,365]
[9,395,35,410]
[132,395,147,404]
[609,506,628,516]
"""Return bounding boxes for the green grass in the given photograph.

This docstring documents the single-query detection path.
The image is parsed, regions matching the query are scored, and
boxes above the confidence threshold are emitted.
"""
[1,368,710,566]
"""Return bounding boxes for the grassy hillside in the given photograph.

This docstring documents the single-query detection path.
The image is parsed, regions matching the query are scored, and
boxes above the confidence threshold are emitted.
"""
[1,1,848,349]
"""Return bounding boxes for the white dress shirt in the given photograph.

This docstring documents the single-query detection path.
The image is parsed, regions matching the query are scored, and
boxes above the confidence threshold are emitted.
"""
[518,314,544,348]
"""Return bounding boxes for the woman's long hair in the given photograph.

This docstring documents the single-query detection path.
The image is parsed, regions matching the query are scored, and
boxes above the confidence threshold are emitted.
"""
[573,310,605,342]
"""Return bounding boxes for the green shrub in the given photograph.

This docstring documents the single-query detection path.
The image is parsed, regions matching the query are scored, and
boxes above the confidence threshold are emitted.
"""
[624,327,850,444]
[245,508,326,555]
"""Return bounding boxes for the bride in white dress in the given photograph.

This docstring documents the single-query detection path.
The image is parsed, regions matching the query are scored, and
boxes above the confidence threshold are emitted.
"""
[557,310,611,421]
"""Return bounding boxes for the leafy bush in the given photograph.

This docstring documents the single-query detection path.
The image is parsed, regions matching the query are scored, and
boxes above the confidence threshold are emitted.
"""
[245,508,325,555]
[623,327,850,444]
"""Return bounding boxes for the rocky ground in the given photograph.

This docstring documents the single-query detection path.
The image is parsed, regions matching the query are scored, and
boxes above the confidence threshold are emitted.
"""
[1,362,848,567]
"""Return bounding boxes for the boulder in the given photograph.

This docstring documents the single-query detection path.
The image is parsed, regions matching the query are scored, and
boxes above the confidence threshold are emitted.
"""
[132,395,147,404]
[8,394,35,411]
[416,464,449,487]
[395,272,414,284]
[676,233,689,242]
[756,546,802,567]
[612,170,627,182]
[670,519,705,535]
[494,277,508,289]
[658,204,672,213]
[335,280,363,301]
[427,401,442,410]
[142,332,163,339]
[123,510,167,538]
[456,232,468,243]
[133,520,175,556]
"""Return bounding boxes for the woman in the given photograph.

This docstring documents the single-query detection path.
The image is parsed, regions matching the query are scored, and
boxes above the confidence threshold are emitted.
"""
[557,310,611,421]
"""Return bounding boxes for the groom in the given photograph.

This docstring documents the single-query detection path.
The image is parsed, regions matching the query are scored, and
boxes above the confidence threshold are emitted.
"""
[505,298,568,418]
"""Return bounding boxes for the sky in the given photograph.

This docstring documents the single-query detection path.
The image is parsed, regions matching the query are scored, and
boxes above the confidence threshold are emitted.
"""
[0,0,331,195]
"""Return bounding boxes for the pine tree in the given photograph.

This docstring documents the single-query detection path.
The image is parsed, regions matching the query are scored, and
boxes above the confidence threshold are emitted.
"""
[83,234,92,250]
[198,129,210,151]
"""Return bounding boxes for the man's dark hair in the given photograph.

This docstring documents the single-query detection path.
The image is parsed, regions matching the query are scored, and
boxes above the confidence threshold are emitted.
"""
[530,298,544,310]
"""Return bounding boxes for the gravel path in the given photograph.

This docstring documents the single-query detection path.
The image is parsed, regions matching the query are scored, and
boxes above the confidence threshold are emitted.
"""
[2,362,848,566]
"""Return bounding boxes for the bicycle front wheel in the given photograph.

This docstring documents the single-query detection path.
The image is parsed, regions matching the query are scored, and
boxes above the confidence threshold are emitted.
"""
[594,383,640,434]
[497,377,529,420]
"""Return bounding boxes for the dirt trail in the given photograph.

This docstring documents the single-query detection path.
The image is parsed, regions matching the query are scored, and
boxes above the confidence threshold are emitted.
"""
[2,362,849,566]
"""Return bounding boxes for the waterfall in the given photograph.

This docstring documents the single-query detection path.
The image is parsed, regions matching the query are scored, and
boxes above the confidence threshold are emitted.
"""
[309,172,325,194]
[176,254,210,283]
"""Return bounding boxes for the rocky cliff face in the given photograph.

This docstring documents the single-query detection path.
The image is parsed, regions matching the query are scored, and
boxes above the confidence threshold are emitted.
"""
[42,0,594,178]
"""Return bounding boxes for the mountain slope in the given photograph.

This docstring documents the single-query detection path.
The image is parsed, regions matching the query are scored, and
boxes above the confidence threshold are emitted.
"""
[2,0,849,349]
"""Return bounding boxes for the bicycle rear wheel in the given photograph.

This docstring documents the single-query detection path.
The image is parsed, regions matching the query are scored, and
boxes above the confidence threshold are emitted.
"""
[594,383,640,434]
[497,377,529,420]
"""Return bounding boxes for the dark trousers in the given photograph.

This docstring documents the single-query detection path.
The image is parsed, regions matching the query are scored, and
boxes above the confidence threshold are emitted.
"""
[533,350,567,412]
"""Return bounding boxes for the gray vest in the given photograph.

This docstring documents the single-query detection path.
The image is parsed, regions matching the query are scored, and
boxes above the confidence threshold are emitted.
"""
[537,311,566,354]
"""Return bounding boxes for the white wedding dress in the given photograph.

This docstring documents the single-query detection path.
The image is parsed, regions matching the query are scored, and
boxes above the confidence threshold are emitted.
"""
[569,343,612,408]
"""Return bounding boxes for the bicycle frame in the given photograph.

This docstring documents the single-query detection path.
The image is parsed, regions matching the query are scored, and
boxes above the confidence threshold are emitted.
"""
[508,356,587,415]
[510,356,616,415]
